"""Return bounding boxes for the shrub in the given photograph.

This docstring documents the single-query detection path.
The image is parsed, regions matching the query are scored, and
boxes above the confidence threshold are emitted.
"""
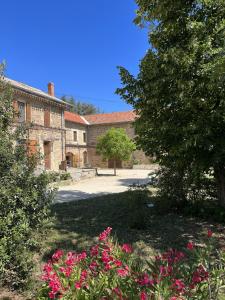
[46,171,60,183]
[59,172,72,181]
[37,228,225,299]
[0,66,55,289]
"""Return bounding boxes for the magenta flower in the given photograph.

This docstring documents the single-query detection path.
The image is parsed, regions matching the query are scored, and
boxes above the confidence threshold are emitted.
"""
[117,267,129,277]
[140,291,148,300]
[187,242,194,250]
[121,243,133,253]
[98,227,112,241]
[207,229,213,238]
[52,249,64,262]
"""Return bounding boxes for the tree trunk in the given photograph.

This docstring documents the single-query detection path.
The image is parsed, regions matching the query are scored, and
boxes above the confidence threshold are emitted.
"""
[114,159,117,176]
[214,166,225,208]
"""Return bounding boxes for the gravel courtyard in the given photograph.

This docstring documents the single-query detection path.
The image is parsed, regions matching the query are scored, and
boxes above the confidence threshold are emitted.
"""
[56,168,154,203]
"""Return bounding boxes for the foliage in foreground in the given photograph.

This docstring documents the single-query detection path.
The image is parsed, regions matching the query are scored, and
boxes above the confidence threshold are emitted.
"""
[0,64,55,288]
[38,228,225,300]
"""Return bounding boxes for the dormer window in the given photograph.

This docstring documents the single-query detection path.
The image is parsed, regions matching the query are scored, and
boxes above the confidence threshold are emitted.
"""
[18,101,26,122]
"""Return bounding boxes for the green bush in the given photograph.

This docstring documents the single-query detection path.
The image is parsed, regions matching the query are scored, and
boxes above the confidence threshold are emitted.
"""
[0,66,55,289]
[47,171,60,182]
[59,172,72,181]
[125,187,150,230]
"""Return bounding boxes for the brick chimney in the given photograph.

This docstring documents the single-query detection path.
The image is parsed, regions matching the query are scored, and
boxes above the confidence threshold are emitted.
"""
[48,82,54,97]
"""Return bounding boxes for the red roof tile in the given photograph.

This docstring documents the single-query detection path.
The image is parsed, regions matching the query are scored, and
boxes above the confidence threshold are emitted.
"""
[64,111,87,125]
[84,111,136,125]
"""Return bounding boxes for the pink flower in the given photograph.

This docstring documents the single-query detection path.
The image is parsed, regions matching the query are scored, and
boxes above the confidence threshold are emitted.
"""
[114,260,122,267]
[89,261,98,271]
[187,242,194,250]
[137,273,154,286]
[43,261,53,275]
[65,252,76,266]
[172,279,186,293]
[90,245,99,256]
[117,268,129,277]
[207,229,213,238]
[75,281,81,289]
[192,265,209,285]
[140,291,148,300]
[48,274,61,293]
[81,270,88,281]
[49,291,56,299]
[113,287,122,297]
[78,251,87,261]
[59,266,72,277]
[52,249,64,262]
[121,243,133,253]
[98,227,112,241]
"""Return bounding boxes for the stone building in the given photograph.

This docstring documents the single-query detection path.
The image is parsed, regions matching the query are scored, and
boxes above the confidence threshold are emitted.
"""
[6,77,149,170]
[6,78,68,171]
[65,111,150,169]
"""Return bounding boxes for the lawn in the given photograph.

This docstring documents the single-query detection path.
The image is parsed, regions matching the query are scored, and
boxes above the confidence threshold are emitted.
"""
[1,191,224,299]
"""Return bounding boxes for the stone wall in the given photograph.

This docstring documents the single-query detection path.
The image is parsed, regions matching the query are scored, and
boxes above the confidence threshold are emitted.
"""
[87,122,150,168]
[14,94,65,171]
[65,121,87,146]
[29,127,65,171]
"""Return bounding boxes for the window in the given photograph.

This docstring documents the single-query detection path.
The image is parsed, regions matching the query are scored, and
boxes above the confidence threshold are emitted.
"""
[83,132,86,143]
[18,101,26,122]
[73,131,77,141]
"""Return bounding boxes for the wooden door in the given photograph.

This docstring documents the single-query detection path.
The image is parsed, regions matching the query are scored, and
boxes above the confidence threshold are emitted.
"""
[44,141,51,170]
[108,159,122,169]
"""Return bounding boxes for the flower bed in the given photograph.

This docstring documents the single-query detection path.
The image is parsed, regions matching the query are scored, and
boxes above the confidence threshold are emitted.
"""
[38,228,225,299]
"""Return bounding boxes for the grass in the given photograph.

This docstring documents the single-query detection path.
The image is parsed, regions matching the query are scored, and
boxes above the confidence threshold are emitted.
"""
[1,190,225,299]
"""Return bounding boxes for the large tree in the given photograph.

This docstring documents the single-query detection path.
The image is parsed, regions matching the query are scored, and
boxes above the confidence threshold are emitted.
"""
[96,128,135,175]
[61,95,102,115]
[117,1,225,205]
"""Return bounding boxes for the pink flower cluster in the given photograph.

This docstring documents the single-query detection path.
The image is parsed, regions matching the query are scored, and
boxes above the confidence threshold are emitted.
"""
[39,228,219,300]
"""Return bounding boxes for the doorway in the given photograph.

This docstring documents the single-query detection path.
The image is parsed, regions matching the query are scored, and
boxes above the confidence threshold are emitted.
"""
[108,159,122,169]
[44,141,51,170]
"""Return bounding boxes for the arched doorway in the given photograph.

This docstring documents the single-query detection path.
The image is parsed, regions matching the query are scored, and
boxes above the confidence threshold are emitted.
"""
[66,152,74,167]
[83,151,88,166]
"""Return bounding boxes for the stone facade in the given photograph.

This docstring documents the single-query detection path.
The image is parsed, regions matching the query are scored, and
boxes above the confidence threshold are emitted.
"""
[9,79,67,171]
[64,113,150,169]
[8,78,149,171]
[86,122,150,168]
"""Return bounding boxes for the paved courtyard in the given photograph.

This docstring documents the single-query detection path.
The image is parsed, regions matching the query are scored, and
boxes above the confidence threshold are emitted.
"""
[56,168,154,203]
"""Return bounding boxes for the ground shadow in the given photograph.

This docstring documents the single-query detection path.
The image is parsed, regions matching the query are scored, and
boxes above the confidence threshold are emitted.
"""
[42,192,224,263]
[55,190,112,203]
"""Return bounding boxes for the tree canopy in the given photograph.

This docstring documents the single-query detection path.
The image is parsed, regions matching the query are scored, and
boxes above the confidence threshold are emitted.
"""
[117,0,225,205]
[96,128,136,175]
[61,95,102,115]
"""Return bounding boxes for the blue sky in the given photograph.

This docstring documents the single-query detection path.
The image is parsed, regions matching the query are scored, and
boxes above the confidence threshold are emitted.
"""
[0,1,148,112]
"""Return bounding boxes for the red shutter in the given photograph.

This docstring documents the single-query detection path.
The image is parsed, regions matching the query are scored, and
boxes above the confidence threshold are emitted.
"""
[26,102,32,123]
[44,106,51,127]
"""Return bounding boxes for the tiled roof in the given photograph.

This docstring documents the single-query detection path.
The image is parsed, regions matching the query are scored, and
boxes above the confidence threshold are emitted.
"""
[64,111,88,125]
[84,111,136,125]
[4,77,67,106]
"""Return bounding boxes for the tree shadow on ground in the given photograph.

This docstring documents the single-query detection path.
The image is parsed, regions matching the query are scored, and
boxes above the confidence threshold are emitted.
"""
[41,191,225,263]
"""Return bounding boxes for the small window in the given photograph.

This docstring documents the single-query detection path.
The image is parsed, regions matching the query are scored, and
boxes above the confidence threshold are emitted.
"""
[83,132,86,143]
[18,101,26,122]
[73,131,77,141]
